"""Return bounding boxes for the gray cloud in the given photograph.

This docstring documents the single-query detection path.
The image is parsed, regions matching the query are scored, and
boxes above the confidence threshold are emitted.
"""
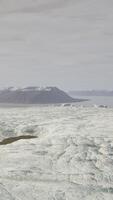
[0,0,113,90]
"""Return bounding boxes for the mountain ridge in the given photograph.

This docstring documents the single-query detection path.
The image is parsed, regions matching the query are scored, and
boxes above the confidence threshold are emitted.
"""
[0,87,85,104]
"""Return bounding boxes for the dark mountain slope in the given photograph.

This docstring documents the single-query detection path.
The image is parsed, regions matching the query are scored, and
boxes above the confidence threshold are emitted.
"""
[0,87,85,104]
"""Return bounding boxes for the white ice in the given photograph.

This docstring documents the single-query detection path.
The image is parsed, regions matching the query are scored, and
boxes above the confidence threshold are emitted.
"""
[0,106,113,199]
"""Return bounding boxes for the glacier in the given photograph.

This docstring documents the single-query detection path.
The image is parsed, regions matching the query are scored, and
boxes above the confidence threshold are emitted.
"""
[0,106,113,199]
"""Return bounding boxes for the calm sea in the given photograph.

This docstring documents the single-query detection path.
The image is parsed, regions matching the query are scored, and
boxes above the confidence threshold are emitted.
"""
[71,95,113,107]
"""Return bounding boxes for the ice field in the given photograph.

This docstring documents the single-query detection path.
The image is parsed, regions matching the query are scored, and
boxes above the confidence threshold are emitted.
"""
[0,106,113,199]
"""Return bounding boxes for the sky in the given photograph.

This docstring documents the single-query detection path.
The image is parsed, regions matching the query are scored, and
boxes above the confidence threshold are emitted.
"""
[0,0,113,91]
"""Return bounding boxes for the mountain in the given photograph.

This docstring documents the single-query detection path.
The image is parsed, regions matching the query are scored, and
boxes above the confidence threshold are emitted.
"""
[0,87,85,104]
[69,90,113,97]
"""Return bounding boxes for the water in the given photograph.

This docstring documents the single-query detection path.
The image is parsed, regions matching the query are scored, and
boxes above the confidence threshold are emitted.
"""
[71,95,113,107]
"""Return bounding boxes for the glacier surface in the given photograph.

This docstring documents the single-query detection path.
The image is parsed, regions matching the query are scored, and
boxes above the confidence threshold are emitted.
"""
[0,106,113,199]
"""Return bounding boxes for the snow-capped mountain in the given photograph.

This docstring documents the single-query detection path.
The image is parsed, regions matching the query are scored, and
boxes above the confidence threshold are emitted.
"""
[0,87,84,104]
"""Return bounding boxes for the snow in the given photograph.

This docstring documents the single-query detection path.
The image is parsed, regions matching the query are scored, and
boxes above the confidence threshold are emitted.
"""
[0,106,113,199]
[0,87,52,92]
[20,87,52,92]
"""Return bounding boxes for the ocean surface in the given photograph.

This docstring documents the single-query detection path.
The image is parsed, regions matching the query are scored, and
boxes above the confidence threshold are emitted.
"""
[0,105,113,199]
[70,95,113,107]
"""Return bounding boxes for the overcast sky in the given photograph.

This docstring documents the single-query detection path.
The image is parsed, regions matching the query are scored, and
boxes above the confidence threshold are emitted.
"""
[0,0,113,91]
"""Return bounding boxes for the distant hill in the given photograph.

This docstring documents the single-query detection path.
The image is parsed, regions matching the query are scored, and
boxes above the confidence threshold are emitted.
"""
[0,87,85,104]
[69,90,113,97]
